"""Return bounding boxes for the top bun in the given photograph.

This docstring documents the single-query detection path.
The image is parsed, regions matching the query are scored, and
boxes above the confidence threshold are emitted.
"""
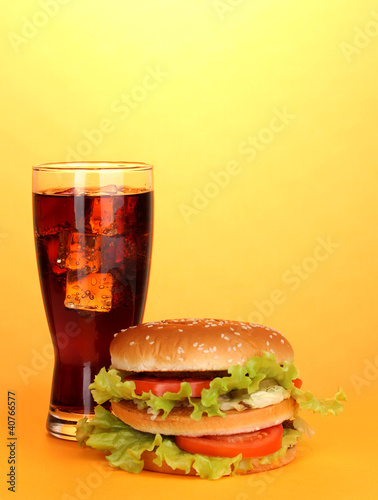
[110,319,294,372]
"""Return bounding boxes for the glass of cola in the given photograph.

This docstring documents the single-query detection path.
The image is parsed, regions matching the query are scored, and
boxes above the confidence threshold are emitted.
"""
[32,162,153,440]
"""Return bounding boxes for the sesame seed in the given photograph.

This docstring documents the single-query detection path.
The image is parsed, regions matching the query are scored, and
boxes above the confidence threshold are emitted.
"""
[224,336,229,340]
[178,329,183,332]
[146,335,150,340]
[193,342,198,347]
[157,326,163,329]
[233,346,237,351]
[269,335,273,338]
[266,341,270,346]
[129,341,135,345]
[227,347,232,352]
[280,339,284,343]
[147,325,153,328]
[221,333,225,338]
[149,341,154,345]
[228,359,233,363]
[237,343,242,347]
[120,329,126,332]
[229,327,234,331]
[234,332,240,336]
[203,350,209,353]
[166,356,171,361]
[178,347,185,354]
[178,357,184,362]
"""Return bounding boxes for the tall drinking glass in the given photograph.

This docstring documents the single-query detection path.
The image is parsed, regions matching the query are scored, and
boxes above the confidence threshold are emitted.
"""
[32,162,153,440]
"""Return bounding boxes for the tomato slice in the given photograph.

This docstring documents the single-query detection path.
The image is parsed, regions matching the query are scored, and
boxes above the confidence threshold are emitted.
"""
[175,424,283,458]
[124,376,211,397]
[293,378,303,389]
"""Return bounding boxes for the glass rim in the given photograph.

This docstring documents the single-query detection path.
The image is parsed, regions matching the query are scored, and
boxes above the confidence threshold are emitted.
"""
[32,161,153,172]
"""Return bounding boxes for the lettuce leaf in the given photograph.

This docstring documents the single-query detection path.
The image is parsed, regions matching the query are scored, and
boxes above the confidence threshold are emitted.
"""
[291,386,347,417]
[89,352,346,420]
[90,368,194,418]
[77,405,161,473]
[153,438,241,479]
[76,406,303,479]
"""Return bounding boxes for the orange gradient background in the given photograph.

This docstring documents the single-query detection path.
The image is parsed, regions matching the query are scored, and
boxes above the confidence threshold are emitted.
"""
[1,1,377,499]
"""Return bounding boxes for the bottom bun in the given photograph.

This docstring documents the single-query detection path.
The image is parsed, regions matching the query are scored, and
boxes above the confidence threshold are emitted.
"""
[141,444,297,476]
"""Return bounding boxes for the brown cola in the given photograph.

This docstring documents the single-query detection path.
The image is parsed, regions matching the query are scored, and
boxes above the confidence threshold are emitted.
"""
[33,188,153,414]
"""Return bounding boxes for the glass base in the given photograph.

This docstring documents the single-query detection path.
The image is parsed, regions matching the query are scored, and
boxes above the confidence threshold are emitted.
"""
[47,407,94,441]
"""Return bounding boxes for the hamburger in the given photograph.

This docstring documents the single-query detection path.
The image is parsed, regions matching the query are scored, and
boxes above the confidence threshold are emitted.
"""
[76,319,346,479]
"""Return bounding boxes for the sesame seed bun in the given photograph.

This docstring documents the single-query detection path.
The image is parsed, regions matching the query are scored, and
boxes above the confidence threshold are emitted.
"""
[110,318,294,372]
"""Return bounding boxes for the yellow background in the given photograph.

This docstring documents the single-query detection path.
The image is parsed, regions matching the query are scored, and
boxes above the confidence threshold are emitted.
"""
[1,0,378,498]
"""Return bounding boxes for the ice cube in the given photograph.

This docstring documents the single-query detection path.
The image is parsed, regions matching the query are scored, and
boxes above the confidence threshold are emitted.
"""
[65,233,101,272]
[45,187,85,196]
[55,229,71,269]
[85,184,118,196]
[45,236,67,275]
[100,184,118,195]
[100,236,125,272]
[123,236,138,263]
[64,271,113,312]
[89,195,124,236]
[111,195,140,236]
[109,268,133,309]
[34,192,75,236]
[114,206,126,235]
